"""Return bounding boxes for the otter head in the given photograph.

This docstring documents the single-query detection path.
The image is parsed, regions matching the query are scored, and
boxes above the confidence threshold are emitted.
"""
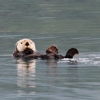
[46,45,58,55]
[16,38,37,55]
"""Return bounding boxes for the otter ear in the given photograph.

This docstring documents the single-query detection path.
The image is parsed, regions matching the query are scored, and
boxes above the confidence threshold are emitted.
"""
[15,43,18,46]
[15,43,18,51]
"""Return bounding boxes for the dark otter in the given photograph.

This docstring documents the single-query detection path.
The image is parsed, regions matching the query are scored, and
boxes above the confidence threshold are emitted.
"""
[40,45,79,60]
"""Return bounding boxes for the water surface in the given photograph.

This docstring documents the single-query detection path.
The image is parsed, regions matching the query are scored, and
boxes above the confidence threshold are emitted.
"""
[0,0,100,100]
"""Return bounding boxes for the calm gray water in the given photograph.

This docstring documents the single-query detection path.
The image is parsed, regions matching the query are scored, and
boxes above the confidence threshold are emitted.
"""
[0,0,100,100]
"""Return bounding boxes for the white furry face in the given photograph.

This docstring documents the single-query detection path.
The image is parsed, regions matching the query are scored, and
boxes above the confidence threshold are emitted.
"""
[16,38,37,52]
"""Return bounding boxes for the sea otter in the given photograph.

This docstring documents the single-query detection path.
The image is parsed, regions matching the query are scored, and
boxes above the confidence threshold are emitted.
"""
[13,38,79,59]
[13,38,41,58]
[41,45,79,59]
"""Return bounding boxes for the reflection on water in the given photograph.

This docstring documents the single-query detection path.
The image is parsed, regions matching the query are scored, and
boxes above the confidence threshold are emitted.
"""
[46,60,58,84]
[46,60,58,79]
[16,58,36,88]
[46,59,58,68]
[67,66,78,83]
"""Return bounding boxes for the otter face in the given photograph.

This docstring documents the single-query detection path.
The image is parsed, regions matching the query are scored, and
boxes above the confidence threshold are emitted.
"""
[16,38,37,53]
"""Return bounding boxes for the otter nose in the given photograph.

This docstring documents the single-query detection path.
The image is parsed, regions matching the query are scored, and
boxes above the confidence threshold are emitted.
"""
[25,42,29,46]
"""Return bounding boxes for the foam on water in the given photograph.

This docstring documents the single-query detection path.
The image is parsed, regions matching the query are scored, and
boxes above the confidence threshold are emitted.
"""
[58,53,100,66]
